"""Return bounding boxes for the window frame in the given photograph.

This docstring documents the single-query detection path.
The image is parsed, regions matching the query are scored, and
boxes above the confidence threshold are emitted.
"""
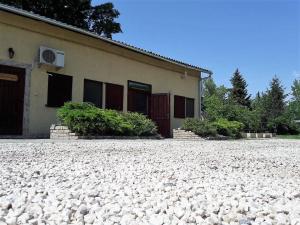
[174,95,195,118]
[105,82,124,111]
[83,79,103,108]
[185,97,195,118]
[46,72,73,108]
[174,95,186,118]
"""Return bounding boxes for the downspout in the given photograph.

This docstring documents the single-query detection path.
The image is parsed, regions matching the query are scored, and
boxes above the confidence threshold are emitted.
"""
[198,69,213,119]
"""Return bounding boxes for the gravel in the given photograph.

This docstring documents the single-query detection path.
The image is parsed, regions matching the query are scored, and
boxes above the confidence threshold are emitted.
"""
[0,139,299,225]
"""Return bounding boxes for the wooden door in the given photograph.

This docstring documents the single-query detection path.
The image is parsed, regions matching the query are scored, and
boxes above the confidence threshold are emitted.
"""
[150,93,170,138]
[0,65,25,135]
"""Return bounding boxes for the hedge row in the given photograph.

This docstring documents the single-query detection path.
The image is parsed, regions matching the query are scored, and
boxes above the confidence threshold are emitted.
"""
[182,118,244,138]
[57,102,157,136]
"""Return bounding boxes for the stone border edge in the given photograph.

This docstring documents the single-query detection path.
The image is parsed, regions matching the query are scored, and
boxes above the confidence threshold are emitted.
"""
[50,124,162,140]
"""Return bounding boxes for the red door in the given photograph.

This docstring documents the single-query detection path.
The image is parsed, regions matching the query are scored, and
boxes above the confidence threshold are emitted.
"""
[0,65,25,135]
[150,93,170,138]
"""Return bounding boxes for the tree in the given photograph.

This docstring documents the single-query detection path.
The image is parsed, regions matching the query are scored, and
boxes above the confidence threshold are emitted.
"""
[88,3,122,38]
[287,79,300,121]
[230,69,251,107]
[251,91,270,131]
[291,79,300,102]
[204,78,217,97]
[266,76,286,120]
[0,0,122,38]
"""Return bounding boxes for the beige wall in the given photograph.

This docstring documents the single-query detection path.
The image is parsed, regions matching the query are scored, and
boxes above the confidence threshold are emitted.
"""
[0,12,200,137]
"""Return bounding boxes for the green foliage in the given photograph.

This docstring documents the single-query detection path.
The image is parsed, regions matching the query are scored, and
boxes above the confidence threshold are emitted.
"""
[287,101,300,120]
[204,78,217,97]
[288,79,300,121]
[0,0,122,38]
[182,118,217,137]
[266,76,287,119]
[203,76,297,135]
[182,118,244,138]
[57,102,157,136]
[122,112,157,136]
[222,103,260,132]
[291,79,300,102]
[212,118,244,138]
[203,94,225,121]
[88,3,122,38]
[230,69,251,108]
[267,114,300,135]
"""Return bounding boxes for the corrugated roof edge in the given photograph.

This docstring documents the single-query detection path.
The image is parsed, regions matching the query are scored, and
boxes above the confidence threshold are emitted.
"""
[0,3,212,74]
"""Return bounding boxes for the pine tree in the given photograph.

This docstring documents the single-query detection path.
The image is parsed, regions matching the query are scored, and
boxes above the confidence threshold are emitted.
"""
[230,69,251,107]
[266,76,286,119]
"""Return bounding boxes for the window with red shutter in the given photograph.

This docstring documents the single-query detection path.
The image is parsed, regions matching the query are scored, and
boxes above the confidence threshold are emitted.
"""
[174,95,185,118]
[185,98,195,118]
[83,79,103,108]
[105,83,124,111]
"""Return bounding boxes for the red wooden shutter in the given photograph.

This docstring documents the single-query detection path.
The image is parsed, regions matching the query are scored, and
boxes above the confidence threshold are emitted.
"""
[105,83,124,111]
[185,98,195,118]
[174,95,185,118]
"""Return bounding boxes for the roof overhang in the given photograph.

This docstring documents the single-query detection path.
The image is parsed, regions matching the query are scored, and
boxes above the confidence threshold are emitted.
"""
[0,3,212,76]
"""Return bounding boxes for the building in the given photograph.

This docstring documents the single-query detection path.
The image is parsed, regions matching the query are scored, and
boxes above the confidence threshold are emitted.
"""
[0,4,212,138]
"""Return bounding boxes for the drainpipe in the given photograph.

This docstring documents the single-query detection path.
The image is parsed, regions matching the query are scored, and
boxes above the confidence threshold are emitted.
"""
[198,69,213,119]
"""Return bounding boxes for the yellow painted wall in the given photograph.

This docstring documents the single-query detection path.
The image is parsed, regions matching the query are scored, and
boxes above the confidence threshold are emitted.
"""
[0,12,200,136]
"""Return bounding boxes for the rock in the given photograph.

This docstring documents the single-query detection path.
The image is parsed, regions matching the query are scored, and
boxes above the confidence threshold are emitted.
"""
[174,207,185,219]
[149,214,164,225]
[0,140,298,225]
[275,213,290,225]
[5,216,16,225]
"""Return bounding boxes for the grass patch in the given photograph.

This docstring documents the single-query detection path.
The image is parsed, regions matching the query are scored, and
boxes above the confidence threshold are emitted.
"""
[276,134,300,140]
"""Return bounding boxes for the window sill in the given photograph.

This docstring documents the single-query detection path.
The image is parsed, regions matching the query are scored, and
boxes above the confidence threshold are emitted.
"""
[45,104,62,108]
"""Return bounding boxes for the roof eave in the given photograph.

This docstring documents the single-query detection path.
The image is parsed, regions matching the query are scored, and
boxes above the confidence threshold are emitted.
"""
[0,3,212,74]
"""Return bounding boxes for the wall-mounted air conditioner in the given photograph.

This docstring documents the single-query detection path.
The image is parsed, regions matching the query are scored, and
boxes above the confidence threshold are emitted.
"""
[39,46,64,68]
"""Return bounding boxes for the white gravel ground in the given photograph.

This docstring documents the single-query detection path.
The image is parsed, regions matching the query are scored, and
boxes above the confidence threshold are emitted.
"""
[0,139,299,225]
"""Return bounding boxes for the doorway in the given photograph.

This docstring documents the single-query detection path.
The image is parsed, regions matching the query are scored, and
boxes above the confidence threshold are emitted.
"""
[0,65,25,135]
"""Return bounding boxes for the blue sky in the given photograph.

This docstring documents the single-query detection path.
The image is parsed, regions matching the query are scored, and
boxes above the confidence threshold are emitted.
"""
[92,0,300,97]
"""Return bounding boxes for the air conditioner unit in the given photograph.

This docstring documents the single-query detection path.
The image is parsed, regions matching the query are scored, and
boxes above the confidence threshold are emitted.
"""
[39,46,64,68]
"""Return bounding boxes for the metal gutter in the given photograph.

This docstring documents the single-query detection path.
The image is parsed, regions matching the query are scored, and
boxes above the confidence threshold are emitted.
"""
[0,3,212,74]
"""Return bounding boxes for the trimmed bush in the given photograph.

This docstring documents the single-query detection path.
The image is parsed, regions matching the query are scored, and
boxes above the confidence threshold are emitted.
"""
[122,112,157,136]
[212,118,244,138]
[182,118,217,137]
[57,102,157,136]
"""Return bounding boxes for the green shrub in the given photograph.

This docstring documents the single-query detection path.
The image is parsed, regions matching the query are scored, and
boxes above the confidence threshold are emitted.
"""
[122,112,157,136]
[57,102,157,136]
[212,118,244,138]
[182,118,217,137]
[58,103,131,135]
[267,115,300,135]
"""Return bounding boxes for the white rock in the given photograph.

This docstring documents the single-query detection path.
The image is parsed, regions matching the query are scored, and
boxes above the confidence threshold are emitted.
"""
[149,214,164,225]
[174,207,185,219]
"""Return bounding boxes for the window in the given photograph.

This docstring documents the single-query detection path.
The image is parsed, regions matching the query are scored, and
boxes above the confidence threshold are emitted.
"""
[83,79,103,108]
[127,81,151,115]
[174,95,195,118]
[174,95,185,118]
[105,83,124,111]
[186,98,195,118]
[47,73,72,107]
